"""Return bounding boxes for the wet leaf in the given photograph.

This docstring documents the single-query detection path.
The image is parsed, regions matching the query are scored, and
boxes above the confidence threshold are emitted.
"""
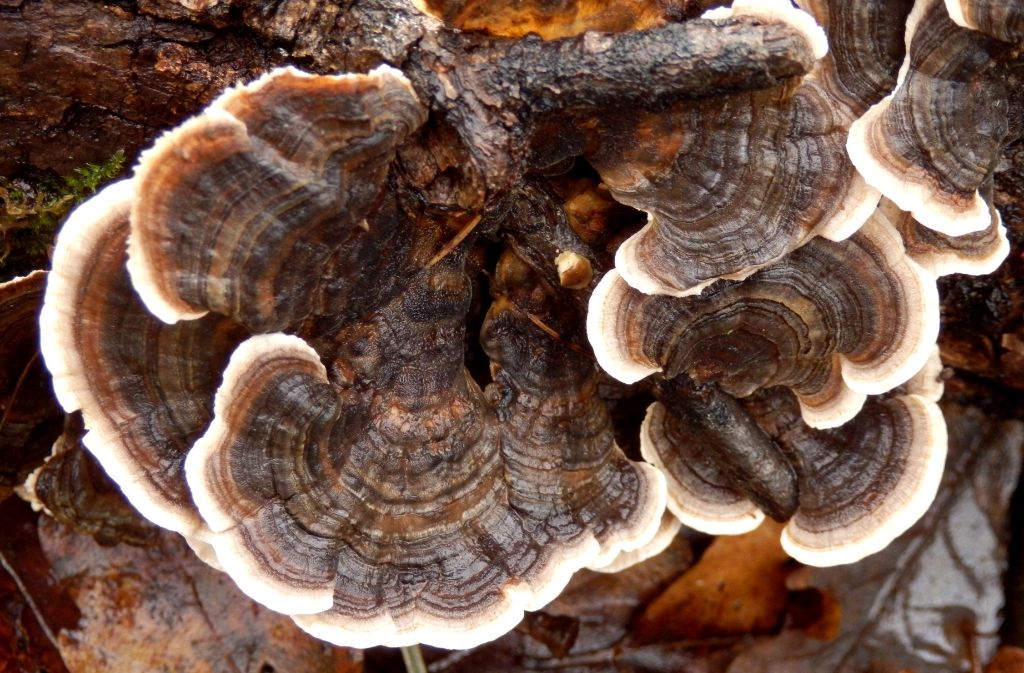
[728,405,1023,673]
[632,520,792,643]
[37,515,362,673]
[0,498,74,673]
[986,646,1024,673]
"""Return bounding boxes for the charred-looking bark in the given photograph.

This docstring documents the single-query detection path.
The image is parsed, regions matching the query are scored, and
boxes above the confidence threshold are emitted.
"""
[0,0,816,183]
[403,17,816,191]
[655,377,800,522]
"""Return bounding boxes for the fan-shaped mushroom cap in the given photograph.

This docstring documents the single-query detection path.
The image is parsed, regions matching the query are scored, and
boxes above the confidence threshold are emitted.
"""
[768,390,946,567]
[127,65,427,330]
[186,247,664,648]
[39,180,248,540]
[847,0,1013,236]
[586,0,898,296]
[642,398,766,535]
[944,0,1024,43]
[25,414,159,547]
[879,197,1011,277]
[588,211,939,429]
[641,349,947,566]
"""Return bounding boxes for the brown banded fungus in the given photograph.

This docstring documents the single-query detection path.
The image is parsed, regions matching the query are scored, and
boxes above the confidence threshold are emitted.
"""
[766,350,946,566]
[847,0,1020,236]
[37,0,1020,650]
[639,358,946,566]
[22,413,159,547]
[588,211,940,429]
[39,179,247,564]
[41,65,668,648]
[881,196,1011,277]
[589,207,948,563]
[582,0,899,296]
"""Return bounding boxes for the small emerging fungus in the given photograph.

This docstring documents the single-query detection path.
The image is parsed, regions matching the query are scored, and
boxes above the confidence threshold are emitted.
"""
[555,250,594,289]
[881,196,1011,277]
[24,414,159,547]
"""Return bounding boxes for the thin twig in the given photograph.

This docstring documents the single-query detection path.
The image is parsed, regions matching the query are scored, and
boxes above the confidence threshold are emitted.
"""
[0,548,63,653]
[427,215,482,268]
[401,644,428,673]
[524,311,584,353]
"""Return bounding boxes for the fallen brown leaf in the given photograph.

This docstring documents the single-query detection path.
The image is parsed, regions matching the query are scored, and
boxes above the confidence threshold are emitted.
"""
[987,646,1024,673]
[632,520,791,642]
[0,498,74,673]
[37,515,362,673]
[727,405,1023,673]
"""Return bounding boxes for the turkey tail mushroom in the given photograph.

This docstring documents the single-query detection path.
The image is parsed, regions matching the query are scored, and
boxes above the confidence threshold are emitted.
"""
[39,180,247,544]
[587,0,910,297]
[880,196,1011,277]
[640,350,947,567]
[587,209,940,430]
[846,0,1018,236]
[127,65,427,330]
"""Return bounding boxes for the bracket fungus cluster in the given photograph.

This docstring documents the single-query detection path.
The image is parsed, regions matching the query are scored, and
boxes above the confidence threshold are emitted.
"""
[36,0,1020,651]
[40,65,666,648]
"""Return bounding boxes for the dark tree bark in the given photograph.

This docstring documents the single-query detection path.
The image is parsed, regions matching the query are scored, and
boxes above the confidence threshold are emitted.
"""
[0,0,813,180]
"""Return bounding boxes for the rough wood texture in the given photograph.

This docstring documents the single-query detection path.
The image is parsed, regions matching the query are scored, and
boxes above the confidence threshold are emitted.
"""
[0,0,815,179]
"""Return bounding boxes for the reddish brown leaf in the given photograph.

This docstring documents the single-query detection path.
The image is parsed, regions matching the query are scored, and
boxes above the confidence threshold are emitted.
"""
[633,521,792,642]
[0,498,74,673]
[37,516,362,673]
[987,646,1024,673]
